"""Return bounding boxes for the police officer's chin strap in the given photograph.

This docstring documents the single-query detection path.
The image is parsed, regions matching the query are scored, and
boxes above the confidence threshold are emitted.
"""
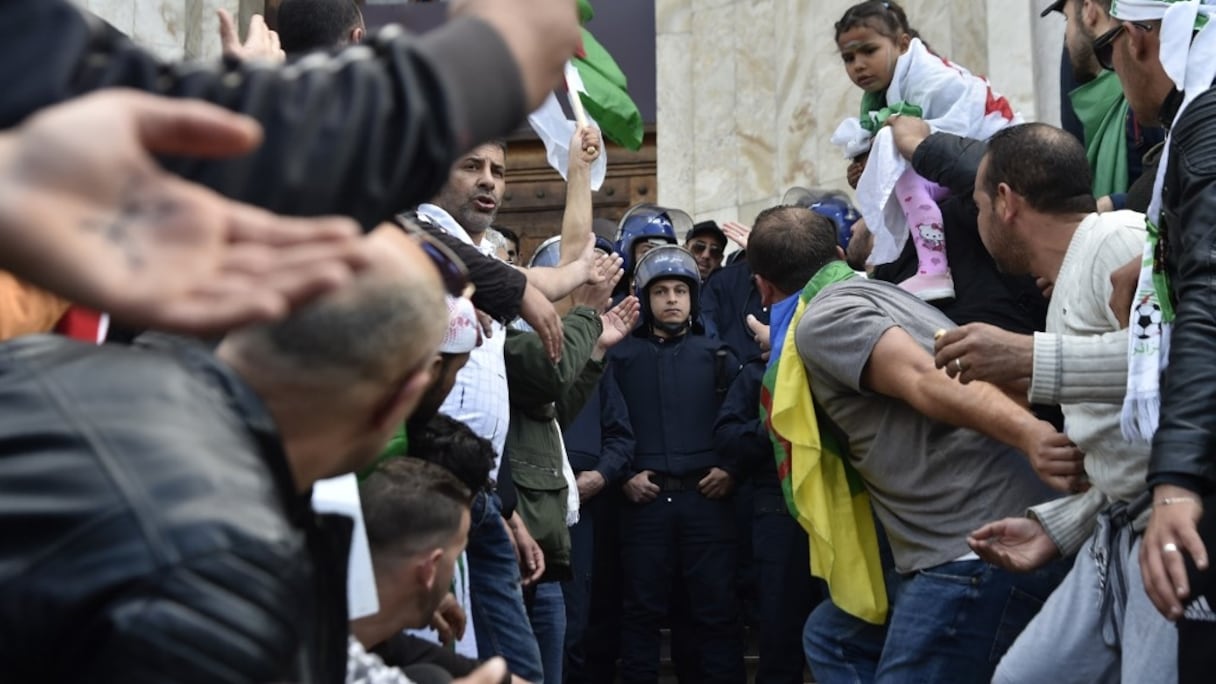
[652,319,690,337]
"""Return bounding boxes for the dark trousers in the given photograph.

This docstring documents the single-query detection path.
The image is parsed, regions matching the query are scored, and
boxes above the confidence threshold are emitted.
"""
[752,497,822,684]
[564,489,623,684]
[1180,494,1216,683]
[619,489,745,684]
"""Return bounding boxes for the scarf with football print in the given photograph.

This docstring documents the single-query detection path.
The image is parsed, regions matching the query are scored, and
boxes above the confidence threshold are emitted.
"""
[1117,0,1216,441]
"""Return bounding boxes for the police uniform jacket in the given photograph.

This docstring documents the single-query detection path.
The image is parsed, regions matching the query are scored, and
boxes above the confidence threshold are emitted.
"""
[609,323,740,479]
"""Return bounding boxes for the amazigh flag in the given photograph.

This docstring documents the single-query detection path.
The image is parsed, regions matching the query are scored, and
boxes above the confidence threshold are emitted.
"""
[758,261,888,624]
[571,0,644,150]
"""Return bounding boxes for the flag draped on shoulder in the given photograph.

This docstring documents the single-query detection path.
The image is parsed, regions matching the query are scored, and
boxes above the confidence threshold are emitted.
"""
[758,261,888,624]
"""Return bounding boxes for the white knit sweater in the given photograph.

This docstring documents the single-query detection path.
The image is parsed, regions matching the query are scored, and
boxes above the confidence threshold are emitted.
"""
[1027,211,1150,555]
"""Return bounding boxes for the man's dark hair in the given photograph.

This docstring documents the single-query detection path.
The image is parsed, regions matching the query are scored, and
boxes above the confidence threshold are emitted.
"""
[407,413,495,495]
[981,123,1097,215]
[748,206,840,295]
[278,0,364,54]
[360,458,471,559]
[495,226,520,251]
[835,0,923,45]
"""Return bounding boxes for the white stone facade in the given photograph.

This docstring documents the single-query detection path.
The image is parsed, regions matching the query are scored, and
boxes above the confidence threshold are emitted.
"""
[657,0,1066,226]
[80,0,1065,228]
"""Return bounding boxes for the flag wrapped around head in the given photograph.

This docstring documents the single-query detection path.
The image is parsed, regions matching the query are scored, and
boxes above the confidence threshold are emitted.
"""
[759,261,888,624]
[1116,0,1216,441]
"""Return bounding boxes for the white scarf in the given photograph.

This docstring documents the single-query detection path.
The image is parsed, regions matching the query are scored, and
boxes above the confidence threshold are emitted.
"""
[1116,0,1216,440]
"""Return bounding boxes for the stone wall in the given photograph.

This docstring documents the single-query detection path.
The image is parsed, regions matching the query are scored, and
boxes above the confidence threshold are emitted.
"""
[80,0,1065,231]
[656,0,1063,227]
[79,0,264,61]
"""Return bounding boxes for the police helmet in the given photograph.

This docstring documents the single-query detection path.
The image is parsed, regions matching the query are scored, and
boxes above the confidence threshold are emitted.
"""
[633,245,701,323]
[614,203,690,274]
[527,235,616,269]
[782,187,862,250]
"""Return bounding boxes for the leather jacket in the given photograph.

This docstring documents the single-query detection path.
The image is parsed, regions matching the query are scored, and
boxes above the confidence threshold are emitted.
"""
[0,0,526,232]
[1150,86,1216,495]
[0,335,352,682]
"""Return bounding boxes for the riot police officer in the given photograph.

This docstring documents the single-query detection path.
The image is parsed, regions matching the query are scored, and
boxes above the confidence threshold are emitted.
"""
[613,204,690,295]
[608,246,744,684]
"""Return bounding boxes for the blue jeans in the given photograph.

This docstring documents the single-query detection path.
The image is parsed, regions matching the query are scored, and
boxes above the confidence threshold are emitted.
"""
[467,491,544,682]
[805,558,1069,684]
[528,582,566,684]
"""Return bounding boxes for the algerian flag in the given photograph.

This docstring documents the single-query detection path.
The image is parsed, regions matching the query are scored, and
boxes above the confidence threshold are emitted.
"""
[525,63,608,191]
[525,1,645,181]
[569,0,645,150]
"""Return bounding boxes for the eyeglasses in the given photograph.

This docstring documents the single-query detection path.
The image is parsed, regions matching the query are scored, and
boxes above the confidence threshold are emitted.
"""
[687,240,724,257]
[393,216,475,299]
[1093,21,1154,71]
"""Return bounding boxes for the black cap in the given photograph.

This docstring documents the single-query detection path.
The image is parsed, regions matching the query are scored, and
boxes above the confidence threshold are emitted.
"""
[687,220,727,246]
[1040,0,1066,17]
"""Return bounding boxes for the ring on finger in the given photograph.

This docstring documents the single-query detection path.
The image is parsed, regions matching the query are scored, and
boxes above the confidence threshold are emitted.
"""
[1163,542,1180,554]
[955,358,965,373]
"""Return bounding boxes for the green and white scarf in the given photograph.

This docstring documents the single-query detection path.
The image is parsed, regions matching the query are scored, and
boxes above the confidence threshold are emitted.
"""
[1116,0,1216,441]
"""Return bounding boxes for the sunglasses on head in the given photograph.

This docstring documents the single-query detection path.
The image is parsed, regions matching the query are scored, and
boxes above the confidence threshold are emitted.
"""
[688,240,724,257]
[1093,21,1154,71]
[393,217,475,299]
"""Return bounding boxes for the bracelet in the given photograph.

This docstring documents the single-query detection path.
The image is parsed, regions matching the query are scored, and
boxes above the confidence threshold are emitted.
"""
[1155,496,1202,507]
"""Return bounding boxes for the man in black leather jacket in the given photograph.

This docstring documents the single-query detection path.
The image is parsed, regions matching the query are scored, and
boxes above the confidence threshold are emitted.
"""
[0,226,449,681]
[1101,6,1216,680]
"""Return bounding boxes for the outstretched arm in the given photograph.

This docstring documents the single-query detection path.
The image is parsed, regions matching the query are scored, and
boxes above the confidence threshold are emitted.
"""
[862,325,1084,492]
[0,91,369,335]
[0,0,579,230]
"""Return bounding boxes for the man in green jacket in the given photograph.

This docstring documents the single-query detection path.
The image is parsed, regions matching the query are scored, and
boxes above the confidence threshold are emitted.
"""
[504,262,638,684]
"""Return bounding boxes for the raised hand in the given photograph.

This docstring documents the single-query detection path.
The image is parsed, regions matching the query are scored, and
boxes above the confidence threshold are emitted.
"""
[599,296,640,349]
[0,90,368,335]
[217,9,285,62]
[722,221,751,250]
[570,250,625,313]
[569,125,603,168]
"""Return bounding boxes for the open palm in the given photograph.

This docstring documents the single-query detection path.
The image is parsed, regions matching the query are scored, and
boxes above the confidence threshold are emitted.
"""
[967,516,1059,573]
[0,91,368,334]
[599,296,640,349]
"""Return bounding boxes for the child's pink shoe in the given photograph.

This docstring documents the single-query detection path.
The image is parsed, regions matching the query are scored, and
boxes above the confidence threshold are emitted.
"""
[899,271,955,301]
